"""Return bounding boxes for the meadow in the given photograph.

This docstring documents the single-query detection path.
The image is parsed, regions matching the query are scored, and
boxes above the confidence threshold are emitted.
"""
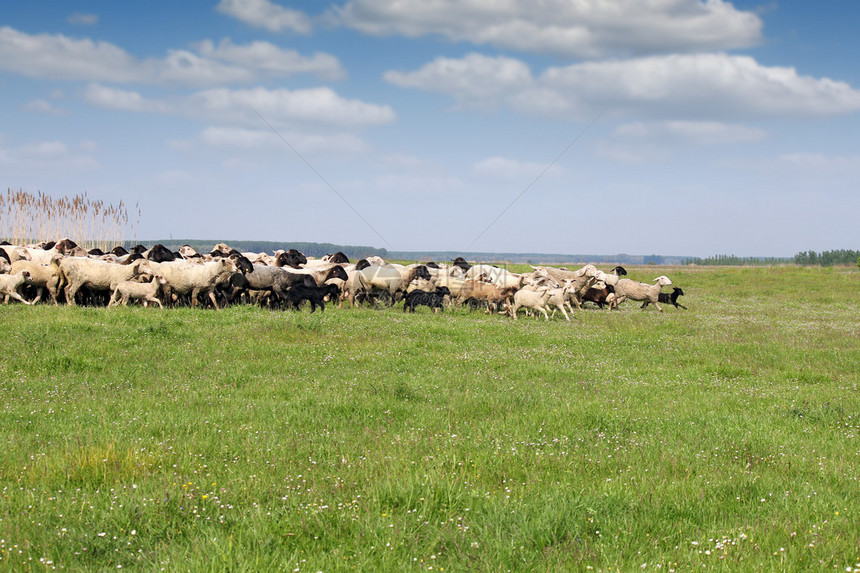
[0,265,858,571]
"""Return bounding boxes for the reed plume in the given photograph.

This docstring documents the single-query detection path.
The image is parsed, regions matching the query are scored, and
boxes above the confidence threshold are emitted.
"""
[0,188,139,249]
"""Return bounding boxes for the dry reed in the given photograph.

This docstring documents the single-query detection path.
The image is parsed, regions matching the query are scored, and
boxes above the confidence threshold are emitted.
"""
[0,189,140,250]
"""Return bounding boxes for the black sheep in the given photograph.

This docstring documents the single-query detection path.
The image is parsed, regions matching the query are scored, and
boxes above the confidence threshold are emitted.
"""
[643,287,687,309]
[286,283,341,313]
[402,287,451,313]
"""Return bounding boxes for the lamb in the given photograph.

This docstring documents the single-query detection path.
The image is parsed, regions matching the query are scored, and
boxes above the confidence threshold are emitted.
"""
[614,276,673,312]
[594,266,628,287]
[0,244,31,263]
[464,264,526,290]
[581,283,616,309]
[108,275,167,308]
[643,286,687,310]
[285,283,340,313]
[508,286,553,321]
[245,263,347,307]
[452,257,471,273]
[406,276,438,294]
[355,263,431,307]
[146,258,239,309]
[455,280,517,313]
[59,257,149,306]
[22,238,77,265]
[531,264,599,308]
[402,287,451,313]
[0,270,33,305]
[10,254,64,304]
[545,284,574,321]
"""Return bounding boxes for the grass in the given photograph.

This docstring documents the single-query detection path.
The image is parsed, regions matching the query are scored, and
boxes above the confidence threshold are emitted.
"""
[0,266,858,571]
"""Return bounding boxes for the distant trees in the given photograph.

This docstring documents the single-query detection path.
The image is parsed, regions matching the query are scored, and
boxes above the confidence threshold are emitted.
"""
[682,254,789,266]
[793,250,860,266]
[683,250,859,267]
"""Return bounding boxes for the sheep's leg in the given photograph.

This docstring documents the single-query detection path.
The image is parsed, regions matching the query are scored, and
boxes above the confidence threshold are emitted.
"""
[539,307,549,321]
[65,282,80,306]
[204,288,221,310]
[8,290,32,305]
[556,304,571,322]
[47,284,59,305]
[676,302,688,310]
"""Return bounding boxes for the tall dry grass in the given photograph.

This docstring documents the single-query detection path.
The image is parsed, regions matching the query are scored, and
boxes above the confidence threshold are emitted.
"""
[0,188,140,249]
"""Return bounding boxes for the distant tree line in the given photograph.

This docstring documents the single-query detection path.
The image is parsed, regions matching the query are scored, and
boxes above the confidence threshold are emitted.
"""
[684,250,860,267]
[792,249,860,266]
[682,254,790,266]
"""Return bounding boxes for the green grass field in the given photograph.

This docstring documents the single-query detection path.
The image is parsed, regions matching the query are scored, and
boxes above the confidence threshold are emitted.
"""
[1,266,858,571]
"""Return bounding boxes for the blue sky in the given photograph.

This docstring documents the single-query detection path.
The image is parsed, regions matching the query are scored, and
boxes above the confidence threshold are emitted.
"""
[2,0,859,257]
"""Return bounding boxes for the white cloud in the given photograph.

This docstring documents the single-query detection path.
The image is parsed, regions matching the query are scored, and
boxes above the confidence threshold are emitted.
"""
[21,99,69,116]
[334,0,762,58]
[68,13,99,26]
[0,137,98,170]
[194,38,345,80]
[83,84,166,113]
[663,121,765,143]
[200,126,369,154]
[189,87,396,128]
[385,52,860,120]
[471,156,562,179]
[200,126,275,148]
[0,27,341,86]
[0,26,144,82]
[20,140,69,158]
[538,53,860,118]
[157,49,256,85]
[216,0,311,33]
[615,121,766,144]
[81,84,394,135]
[384,53,532,107]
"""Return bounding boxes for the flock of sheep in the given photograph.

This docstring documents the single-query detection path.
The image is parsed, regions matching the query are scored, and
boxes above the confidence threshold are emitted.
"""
[0,239,686,317]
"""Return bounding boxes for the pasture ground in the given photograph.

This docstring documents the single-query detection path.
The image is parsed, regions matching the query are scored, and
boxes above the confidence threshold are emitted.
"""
[0,266,858,571]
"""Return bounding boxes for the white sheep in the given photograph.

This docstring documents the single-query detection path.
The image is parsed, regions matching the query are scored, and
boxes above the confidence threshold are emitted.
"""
[508,286,553,321]
[465,264,526,290]
[109,275,167,308]
[0,244,31,263]
[59,257,149,305]
[545,284,574,322]
[146,259,237,309]
[0,270,33,305]
[10,254,63,304]
[531,264,599,308]
[613,275,673,312]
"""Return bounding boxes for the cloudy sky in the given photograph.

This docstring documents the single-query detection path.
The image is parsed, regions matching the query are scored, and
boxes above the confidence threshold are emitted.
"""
[3,1,859,257]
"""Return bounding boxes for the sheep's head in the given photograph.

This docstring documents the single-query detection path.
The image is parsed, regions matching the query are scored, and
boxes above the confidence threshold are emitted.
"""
[229,254,254,274]
[653,276,673,287]
[325,265,349,283]
[576,264,598,277]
